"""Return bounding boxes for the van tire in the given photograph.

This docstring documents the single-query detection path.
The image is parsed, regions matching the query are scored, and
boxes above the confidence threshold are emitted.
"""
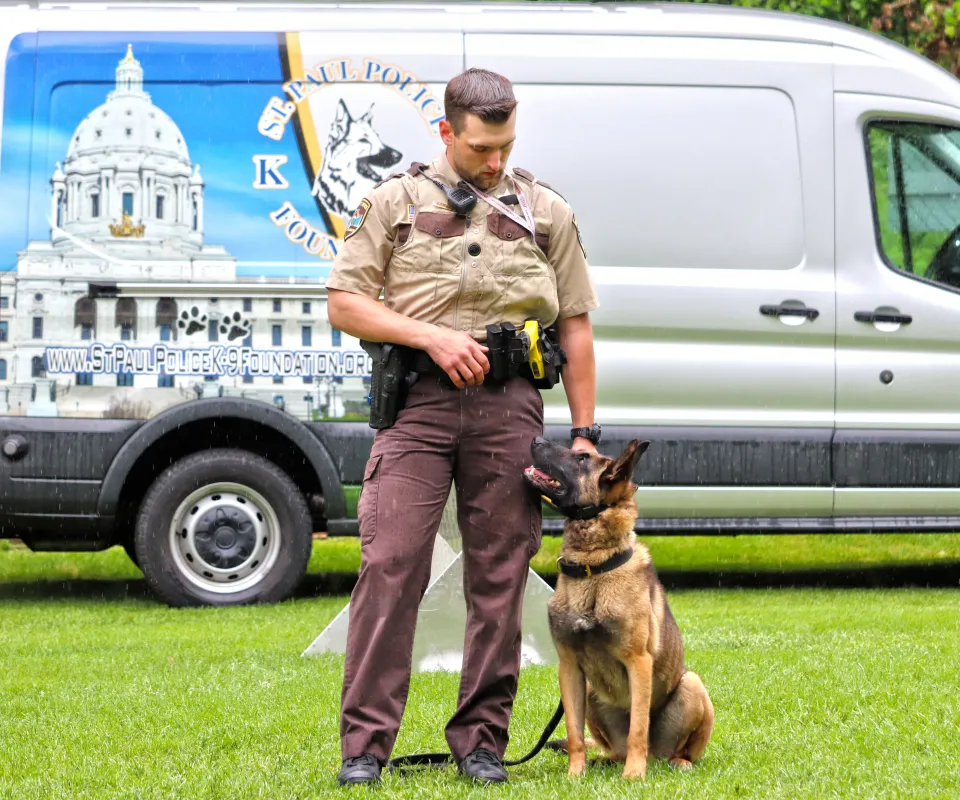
[134,448,312,607]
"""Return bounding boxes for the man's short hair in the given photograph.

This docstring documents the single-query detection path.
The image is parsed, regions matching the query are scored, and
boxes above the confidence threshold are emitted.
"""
[444,68,518,134]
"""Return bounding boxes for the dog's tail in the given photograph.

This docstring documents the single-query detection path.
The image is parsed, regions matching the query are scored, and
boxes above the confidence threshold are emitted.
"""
[680,671,715,763]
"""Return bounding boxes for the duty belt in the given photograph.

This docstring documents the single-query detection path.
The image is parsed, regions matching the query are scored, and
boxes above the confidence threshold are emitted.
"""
[407,347,509,386]
[407,349,450,379]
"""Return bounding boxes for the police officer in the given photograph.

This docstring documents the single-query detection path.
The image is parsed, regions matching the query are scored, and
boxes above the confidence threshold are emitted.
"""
[326,67,600,786]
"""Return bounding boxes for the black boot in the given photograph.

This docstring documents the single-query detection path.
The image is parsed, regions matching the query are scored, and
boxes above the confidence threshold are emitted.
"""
[458,748,508,784]
[336,754,382,786]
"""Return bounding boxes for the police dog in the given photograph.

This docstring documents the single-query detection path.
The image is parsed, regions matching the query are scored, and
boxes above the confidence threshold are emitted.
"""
[523,437,714,781]
[312,99,402,222]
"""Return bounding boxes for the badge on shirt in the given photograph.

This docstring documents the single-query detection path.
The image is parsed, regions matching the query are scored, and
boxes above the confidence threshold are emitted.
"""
[344,198,372,240]
[407,204,416,224]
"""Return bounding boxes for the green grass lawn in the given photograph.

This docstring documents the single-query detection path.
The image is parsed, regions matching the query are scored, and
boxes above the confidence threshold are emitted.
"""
[4,530,960,797]
[4,530,960,584]
[2,585,960,799]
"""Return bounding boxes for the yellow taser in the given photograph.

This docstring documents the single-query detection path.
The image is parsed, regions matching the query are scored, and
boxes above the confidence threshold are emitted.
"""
[523,319,545,380]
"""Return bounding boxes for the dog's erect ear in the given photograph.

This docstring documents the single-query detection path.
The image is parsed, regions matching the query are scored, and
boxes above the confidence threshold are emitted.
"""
[600,439,650,487]
[332,98,352,138]
[359,103,375,124]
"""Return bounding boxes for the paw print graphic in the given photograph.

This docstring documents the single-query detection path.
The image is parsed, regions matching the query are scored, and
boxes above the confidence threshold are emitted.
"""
[220,312,253,342]
[177,306,207,336]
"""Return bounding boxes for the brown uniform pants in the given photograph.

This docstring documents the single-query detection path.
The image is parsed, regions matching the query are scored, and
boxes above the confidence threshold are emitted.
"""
[340,373,544,764]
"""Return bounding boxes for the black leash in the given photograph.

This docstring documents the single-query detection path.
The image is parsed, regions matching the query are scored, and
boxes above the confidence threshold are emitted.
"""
[386,699,565,774]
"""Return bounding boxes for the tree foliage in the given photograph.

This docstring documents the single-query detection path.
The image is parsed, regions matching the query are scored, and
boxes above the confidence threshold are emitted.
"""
[676,0,960,77]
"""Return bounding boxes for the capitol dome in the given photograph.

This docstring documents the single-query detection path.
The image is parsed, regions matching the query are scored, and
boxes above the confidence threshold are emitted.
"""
[66,46,190,165]
[51,44,205,255]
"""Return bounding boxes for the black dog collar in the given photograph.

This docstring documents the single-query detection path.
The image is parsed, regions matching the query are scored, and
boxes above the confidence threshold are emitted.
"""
[561,503,610,520]
[557,547,634,579]
[543,495,610,521]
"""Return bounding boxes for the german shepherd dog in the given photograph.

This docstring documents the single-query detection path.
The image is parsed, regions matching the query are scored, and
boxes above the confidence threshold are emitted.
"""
[523,437,714,780]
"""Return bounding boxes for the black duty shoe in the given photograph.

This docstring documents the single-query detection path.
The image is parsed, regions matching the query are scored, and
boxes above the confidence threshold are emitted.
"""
[458,748,508,784]
[337,754,382,786]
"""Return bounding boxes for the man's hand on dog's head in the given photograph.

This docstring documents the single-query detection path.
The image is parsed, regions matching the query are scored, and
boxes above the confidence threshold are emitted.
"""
[572,437,598,454]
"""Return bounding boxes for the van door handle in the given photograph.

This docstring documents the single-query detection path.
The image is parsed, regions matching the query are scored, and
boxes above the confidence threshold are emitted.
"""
[759,304,819,320]
[854,311,913,325]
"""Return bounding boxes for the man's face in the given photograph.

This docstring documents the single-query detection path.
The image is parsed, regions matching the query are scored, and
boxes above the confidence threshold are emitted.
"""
[440,110,516,191]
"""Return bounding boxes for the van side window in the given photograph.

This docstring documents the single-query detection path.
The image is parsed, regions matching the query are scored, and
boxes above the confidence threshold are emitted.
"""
[867,121,960,289]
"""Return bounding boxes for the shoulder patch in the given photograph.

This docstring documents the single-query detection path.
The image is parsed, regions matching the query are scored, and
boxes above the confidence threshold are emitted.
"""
[572,213,587,259]
[344,198,372,240]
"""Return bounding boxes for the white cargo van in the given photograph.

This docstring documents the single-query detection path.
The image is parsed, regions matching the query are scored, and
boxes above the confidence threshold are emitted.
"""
[2,0,960,606]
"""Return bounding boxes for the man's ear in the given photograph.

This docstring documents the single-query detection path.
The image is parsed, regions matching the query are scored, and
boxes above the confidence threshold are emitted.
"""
[600,439,650,486]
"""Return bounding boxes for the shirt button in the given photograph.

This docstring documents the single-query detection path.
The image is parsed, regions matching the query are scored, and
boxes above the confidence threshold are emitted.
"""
[468,243,481,257]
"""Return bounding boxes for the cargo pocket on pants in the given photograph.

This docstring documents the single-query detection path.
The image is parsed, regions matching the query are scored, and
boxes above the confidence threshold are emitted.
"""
[357,454,383,547]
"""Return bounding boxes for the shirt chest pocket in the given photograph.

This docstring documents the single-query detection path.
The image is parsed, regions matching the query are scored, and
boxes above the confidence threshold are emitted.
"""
[485,211,551,276]
[389,211,466,274]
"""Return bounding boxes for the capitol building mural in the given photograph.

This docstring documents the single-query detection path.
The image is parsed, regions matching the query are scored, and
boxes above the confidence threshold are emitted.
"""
[0,46,358,420]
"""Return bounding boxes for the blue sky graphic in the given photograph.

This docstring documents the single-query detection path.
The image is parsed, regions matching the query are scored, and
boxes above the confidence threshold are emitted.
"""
[0,31,332,278]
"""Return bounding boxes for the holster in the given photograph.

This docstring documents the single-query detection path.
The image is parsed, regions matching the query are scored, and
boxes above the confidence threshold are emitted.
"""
[532,322,567,390]
[360,340,418,430]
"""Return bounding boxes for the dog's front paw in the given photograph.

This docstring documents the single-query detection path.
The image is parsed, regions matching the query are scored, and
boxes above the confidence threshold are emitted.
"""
[622,761,647,781]
[669,757,693,770]
[567,762,586,778]
[567,752,587,778]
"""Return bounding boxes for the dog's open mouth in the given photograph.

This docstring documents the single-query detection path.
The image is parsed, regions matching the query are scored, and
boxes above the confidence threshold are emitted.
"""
[356,160,381,182]
[524,465,565,496]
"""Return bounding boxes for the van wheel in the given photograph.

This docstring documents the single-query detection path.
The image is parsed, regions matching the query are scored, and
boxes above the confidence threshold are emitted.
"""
[134,448,312,607]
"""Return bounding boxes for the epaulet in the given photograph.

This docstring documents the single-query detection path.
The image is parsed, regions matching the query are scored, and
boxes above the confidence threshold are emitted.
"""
[373,172,404,190]
[514,167,568,203]
[512,167,536,184]
[373,162,427,189]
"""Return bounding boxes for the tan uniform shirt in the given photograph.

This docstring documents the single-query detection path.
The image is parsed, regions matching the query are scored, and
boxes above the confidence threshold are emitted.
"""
[325,152,599,341]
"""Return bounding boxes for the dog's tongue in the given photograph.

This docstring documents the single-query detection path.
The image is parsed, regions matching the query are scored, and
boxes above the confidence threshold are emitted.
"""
[524,466,559,486]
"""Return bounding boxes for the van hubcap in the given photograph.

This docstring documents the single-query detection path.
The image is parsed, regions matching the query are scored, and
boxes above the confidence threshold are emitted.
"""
[169,482,282,594]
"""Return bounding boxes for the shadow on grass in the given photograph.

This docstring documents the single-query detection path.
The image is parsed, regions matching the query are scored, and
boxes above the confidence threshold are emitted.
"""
[296,563,960,595]
[3,562,960,605]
